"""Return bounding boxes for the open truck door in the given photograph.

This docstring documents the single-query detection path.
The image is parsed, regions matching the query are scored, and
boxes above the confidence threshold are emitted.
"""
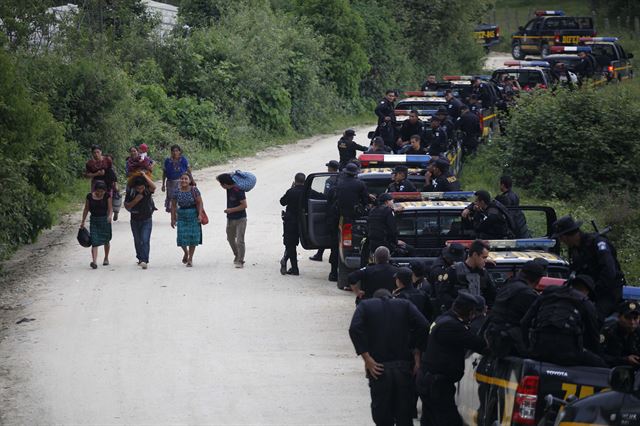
[299,173,337,250]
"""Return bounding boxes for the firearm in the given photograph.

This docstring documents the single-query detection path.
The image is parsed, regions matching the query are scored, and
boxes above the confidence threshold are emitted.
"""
[591,220,612,236]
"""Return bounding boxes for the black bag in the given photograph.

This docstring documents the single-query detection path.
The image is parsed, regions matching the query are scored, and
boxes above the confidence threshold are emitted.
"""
[77,227,91,247]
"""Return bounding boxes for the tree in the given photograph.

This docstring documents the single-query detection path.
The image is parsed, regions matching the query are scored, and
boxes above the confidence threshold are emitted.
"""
[178,0,224,28]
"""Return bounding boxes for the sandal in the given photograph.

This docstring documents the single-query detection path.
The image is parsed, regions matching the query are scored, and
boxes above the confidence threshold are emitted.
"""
[103,260,109,266]
[90,262,97,269]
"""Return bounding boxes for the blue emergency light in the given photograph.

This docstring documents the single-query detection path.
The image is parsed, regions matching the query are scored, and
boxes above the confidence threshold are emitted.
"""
[535,10,564,16]
[623,286,640,301]
[391,191,475,201]
[580,37,619,42]
[504,60,551,68]
[404,90,447,97]
[445,238,557,250]
[550,46,592,53]
[359,154,431,167]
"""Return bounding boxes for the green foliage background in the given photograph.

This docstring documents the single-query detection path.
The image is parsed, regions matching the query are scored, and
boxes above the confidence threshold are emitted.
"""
[0,0,489,258]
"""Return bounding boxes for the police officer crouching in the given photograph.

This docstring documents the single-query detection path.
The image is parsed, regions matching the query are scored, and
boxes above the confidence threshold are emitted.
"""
[424,158,460,192]
[601,301,640,367]
[418,292,487,426]
[521,275,607,367]
[349,288,429,426]
[551,215,625,319]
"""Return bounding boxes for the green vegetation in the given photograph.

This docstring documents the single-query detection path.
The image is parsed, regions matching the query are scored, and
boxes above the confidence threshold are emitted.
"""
[0,0,489,259]
[462,78,640,282]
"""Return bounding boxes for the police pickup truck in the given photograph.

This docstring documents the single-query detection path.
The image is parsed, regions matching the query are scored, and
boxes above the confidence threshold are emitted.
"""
[458,285,640,426]
[511,10,596,59]
[475,23,501,51]
[580,37,634,82]
[299,184,558,288]
[492,61,555,90]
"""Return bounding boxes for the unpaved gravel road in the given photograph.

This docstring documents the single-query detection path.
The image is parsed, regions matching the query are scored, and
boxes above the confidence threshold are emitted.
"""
[0,128,376,425]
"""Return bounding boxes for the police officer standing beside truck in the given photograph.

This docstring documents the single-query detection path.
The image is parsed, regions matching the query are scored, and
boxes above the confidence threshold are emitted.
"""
[551,216,625,318]
[337,129,368,168]
[366,193,399,257]
[417,292,486,426]
[374,90,397,126]
[279,173,306,276]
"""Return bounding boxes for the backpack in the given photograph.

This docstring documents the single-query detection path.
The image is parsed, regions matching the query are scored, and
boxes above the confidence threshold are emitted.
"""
[232,170,257,192]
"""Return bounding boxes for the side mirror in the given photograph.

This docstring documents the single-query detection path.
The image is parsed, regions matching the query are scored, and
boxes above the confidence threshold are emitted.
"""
[609,365,635,393]
[367,131,375,139]
[628,52,634,59]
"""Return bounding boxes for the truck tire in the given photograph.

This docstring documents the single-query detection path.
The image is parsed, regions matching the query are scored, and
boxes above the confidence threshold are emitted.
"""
[512,42,525,60]
[337,259,355,290]
[540,43,550,58]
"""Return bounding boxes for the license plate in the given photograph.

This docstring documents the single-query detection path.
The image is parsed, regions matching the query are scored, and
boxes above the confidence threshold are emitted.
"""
[562,35,580,44]
[475,31,495,39]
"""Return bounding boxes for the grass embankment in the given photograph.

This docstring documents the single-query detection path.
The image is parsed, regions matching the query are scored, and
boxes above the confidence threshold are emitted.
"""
[49,112,375,222]
[461,78,640,283]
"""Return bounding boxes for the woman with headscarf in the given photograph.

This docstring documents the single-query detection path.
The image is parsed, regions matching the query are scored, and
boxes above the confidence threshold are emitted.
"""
[170,173,204,267]
[162,144,192,213]
[80,180,113,269]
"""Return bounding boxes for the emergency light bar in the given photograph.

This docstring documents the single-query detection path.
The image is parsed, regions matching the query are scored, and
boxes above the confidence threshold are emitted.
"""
[404,90,446,97]
[535,10,564,16]
[358,154,431,167]
[623,286,640,301]
[391,191,475,201]
[504,60,550,68]
[445,239,557,250]
[443,75,491,81]
[550,46,592,53]
[580,37,618,42]
[395,109,438,116]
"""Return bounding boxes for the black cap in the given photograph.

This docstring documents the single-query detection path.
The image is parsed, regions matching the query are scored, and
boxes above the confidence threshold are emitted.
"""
[532,257,549,274]
[344,163,359,176]
[551,216,583,238]
[394,267,413,287]
[443,243,466,263]
[410,260,426,277]
[568,274,596,295]
[520,260,545,280]
[435,158,450,172]
[617,301,640,316]
[436,106,448,115]
[393,165,409,174]
[378,193,393,204]
[344,128,356,136]
[326,160,340,169]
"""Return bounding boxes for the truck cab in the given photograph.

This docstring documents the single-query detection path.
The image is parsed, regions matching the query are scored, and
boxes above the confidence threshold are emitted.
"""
[492,61,555,90]
[511,10,596,59]
[580,37,634,82]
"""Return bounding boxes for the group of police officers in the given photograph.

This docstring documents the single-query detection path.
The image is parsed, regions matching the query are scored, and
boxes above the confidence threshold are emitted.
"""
[277,80,636,425]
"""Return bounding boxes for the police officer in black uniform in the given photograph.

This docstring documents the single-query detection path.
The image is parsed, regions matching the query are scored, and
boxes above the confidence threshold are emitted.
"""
[336,163,369,221]
[349,246,399,302]
[456,104,482,155]
[521,275,607,367]
[428,243,466,288]
[445,89,464,120]
[366,193,399,257]
[421,74,438,91]
[472,76,494,108]
[410,260,431,293]
[435,106,455,141]
[366,136,392,154]
[484,261,544,357]
[424,116,448,158]
[375,89,397,126]
[601,301,640,367]
[387,165,416,193]
[551,215,625,318]
[393,267,433,322]
[462,190,514,239]
[418,292,486,426]
[398,110,425,145]
[495,175,530,238]
[349,288,429,426]
[310,161,340,263]
[403,135,427,155]
[436,239,496,313]
[279,173,306,275]
[424,158,460,192]
[575,50,595,82]
[337,129,368,168]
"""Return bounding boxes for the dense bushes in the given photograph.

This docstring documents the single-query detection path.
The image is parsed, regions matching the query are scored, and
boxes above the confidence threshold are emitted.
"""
[496,87,640,199]
[0,0,488,258]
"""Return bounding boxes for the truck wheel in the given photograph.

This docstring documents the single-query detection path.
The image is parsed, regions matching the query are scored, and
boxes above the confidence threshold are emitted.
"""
[540,44,550,58]
[338,259,355,290]
[512,43,525,60]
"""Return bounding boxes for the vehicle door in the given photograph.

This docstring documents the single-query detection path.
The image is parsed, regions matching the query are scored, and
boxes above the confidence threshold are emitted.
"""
[299,172,336,250]
[520,18,542,52]
[616,43,633,79]
[395,210,418,253]
[507,205,558,239]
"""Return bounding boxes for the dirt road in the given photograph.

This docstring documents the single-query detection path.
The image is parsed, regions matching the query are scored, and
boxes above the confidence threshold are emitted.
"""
[0,128,376,425]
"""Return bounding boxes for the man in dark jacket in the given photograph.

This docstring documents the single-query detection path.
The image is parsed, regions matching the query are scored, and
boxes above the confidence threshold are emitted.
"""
[424,158,460,192]
[367,193,399,256]
[428,243,466,289]
[279,173,306,276]
[484,261,544,357]
[387,165,417,193]
[398,110,425,145]
[374,90,397,125]
[393,267,433,322]
[445,90,464,120]
[551,216,625,319]
[456,105,482,155]
[418,292,486,426]
[349,288,428,426]
[462,190,514,239]
[338,129,368,168]
[521,275,606,367]
[495,175,530,238]
[336,163,370,222]
[349,246,398,303]
[601,301,640,367]
[436,239,497,313]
